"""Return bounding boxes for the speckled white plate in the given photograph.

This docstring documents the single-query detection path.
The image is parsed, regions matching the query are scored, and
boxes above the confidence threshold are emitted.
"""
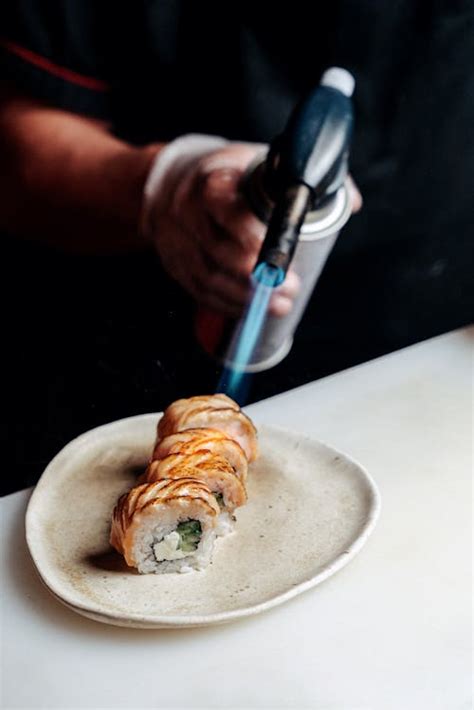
[26,414,380,628]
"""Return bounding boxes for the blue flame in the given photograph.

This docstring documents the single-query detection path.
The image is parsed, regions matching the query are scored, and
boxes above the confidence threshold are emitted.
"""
[217,263,284,402]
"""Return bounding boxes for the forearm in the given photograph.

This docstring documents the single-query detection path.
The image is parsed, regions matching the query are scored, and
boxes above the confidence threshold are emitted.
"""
[0,92,163,253]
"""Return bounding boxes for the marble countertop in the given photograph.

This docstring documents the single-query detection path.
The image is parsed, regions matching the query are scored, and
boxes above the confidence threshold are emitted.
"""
[1,327,472,710]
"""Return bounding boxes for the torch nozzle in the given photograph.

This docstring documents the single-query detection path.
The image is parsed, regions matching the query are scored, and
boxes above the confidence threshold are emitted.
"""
[254,184,312,277]
[253,262,285,288]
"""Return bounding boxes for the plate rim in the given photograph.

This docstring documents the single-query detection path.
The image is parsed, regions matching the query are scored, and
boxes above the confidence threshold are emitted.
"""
[25,413,381,628]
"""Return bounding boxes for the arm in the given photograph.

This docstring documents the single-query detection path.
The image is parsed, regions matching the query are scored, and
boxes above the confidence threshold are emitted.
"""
[0,89,162,253]
[0,90,310,315]
[0,91,288,314]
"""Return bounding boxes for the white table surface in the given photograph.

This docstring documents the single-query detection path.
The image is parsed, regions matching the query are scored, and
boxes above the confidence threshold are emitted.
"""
[1,328,472,710]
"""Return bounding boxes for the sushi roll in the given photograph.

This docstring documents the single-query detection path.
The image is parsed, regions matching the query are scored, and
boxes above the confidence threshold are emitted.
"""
[157,393,258,462]
[151,427,248,484]
[158,394,239,424]
[110,478,220,574]
[145,451,247,536]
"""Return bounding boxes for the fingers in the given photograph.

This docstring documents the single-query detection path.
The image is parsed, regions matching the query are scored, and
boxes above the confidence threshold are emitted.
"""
[197,168,265,287]
[157,222,253,316]
[199,142,267,174]
[201,168,266,251]
[347,174,363,213]
[274,268,300,299]
[156,216,300,318]
[268,294,293,317]
[268,269,300,316]
[152,142,309,318]
[169,152,265,283]
[201,266,252,312]
[204,266,301,319]
[201,225,257,280]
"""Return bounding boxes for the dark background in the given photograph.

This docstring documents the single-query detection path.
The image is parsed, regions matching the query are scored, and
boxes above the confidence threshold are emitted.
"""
[1,1,473,495]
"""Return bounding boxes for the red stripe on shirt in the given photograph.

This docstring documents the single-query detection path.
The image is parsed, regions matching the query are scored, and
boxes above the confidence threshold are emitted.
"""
[0,38,110,92]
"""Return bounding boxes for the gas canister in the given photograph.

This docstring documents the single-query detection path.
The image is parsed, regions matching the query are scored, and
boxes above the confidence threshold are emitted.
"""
[195,67,356,389]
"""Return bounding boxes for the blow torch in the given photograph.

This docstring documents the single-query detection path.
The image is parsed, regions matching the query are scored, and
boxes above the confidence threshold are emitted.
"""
[195,67,356,398]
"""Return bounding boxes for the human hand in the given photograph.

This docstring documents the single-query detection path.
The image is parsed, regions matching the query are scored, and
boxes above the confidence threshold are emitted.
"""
[143,135,361,318]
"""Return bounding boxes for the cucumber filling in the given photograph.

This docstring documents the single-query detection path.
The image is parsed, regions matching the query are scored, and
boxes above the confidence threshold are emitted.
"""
[176,520,202,552]
[153,520,202,562]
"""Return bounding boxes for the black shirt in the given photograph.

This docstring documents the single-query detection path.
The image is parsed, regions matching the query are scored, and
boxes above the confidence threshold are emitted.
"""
[1,1,473,493]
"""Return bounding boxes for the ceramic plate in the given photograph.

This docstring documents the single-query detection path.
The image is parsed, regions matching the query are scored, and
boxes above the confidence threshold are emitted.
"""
[25,414,380,628]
